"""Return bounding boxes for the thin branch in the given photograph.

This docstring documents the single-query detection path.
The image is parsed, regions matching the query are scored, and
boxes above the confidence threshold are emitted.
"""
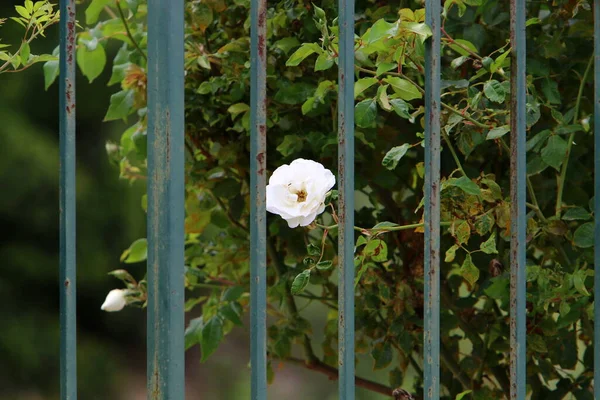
[555,55,593,216]
[278,356,393,397]
[115,0,147,61]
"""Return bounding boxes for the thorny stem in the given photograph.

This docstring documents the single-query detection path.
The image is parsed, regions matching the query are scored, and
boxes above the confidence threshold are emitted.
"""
[555,55,593,217]
[116,0,148,62]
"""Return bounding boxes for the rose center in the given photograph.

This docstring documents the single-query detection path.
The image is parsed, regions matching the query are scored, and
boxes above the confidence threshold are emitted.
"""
[295,189,307,203]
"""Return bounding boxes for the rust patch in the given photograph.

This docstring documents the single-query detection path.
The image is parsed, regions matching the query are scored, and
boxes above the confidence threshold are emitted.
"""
[64,279,70,287]
[256,151,265,175]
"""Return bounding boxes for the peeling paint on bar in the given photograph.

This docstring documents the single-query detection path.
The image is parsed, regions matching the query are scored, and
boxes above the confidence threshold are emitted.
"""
[423,0,441,398]
[509,1,527,399]
[337,0,355,397]
[146,0,186,399]
[250,0,268,396]
[59,0,77,398]
[594,0,600,398]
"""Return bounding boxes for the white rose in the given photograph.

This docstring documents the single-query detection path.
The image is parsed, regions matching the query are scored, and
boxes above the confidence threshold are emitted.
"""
[101,289,127,312]
[266,158,336,228]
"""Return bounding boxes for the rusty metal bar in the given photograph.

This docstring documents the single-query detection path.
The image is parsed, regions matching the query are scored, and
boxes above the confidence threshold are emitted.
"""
[509,0,527,399]
[146,0,186,398]
[59,0,77,398]
[337,0,355,397]
[249,0,268,395]
[423,0,441,398]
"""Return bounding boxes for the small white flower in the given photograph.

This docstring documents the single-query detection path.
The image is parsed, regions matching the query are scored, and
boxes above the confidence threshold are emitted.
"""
[266,158,335,228]
[101,289,127,312]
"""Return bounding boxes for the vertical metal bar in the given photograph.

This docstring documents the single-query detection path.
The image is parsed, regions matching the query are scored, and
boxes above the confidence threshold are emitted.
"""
[146,0,185,398]
[423,0,441,398]
[59,0,77,399]
[594,1,600,398]
[509,0,527,399]
[337,0,355,397]
[250,0,268,396]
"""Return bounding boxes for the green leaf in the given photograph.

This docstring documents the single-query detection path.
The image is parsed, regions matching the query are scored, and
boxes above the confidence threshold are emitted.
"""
[384,77,422,101]
[364,239,388,262]
[220,302,243,326]
[529,334,548,353]
[121,238,147,263]
[526,17,542,26]
[485,277,509,299]
[221,286,244,302]
[354,77,378,98]
[184,317,203,350]
[201,317,224,361]
[276,135,303,157]
[307,243,320,256]
[402,22,432,42]
[286,43,322,66]
[487,125,510,140]
[483,80,506,103]
[541,135,568,171]
[273,37,300,54]
[454,220,471,245]
[376,84,392,111]
[43,54,59,90]
[371,340,393,370]
[316,260,333,270]
[227,103,250,118]
[573,270,591,296]
[314,53,334,71]
[77,44,107,83]
[563,207,592,221]
[20,42,30,65]
[387,99,410,119]
[445,244,459,262]
[480,232,498,254]
[451,56,470,69]
[104,90,135,121]
[448,176,481,195]
[86,0,111,25]
[291,270,311,294]
[376,62,396,76]
[455,390,473,400]
[541,79,561,104]
[365,19,398,44]
[573,222,594,248]
[355,99,377,128]
[448,39,478,56]
[382,144,410,170]
[460,253,479,286]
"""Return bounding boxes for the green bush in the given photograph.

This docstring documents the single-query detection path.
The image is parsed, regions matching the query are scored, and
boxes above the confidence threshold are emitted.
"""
[46,0,600,398]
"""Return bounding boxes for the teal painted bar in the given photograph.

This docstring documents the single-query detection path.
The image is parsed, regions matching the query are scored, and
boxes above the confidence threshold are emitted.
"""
[509,1,527,399]
[594,0,600,397]
[146,0,186,398]
[59,0,77,399]
[423,0,441,398]
[337,0,355,397]
[249,0,268,396]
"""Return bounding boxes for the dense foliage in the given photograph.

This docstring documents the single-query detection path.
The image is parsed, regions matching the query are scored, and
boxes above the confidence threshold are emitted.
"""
[38,0,600,398]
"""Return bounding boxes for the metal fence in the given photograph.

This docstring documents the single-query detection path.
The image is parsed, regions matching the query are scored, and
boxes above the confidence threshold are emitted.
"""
[57,0,600,399]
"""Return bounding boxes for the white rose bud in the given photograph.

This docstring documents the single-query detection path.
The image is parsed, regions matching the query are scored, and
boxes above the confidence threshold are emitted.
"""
[101,289,127,312]
[266,158,336,228]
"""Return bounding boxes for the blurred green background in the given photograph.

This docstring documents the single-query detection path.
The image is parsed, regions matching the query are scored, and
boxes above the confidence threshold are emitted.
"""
[0,2,393,399]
